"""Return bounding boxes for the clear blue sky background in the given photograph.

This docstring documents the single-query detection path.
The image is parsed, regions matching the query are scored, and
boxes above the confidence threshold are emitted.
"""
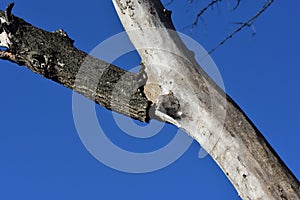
[0,0,299,199]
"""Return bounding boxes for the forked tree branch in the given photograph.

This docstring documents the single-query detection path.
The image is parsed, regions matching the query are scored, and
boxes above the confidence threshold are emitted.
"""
[0,1,299,199]
[209,0,274,54]
[181,0,275,54]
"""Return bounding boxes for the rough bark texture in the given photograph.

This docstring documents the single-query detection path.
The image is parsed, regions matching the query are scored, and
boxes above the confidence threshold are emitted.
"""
[0,5,150,122]
[0,2,299,200]
[113,0,300,199]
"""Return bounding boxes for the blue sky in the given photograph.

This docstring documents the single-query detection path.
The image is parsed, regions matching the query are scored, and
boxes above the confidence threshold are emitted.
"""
[0,0,299,199]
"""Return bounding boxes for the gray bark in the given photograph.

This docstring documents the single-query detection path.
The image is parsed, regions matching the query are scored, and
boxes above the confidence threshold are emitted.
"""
[0,5,149,122]
[0,2,299,200]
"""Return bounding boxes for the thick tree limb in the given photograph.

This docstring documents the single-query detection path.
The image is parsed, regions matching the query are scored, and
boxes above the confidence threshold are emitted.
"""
[113,0,299,199]
[0,5,150,122]
[0,2,299,200]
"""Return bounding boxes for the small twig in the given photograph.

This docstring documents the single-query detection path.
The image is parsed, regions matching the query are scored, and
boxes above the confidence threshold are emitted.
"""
[234,22,256,36]
[192,0,222,27]
[232,0,241,10]
[209,0,274,54]
[181,0,221,31]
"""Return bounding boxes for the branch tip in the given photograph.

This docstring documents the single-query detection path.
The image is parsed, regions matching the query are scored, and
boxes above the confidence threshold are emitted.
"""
[232,0,241,10]
[5,2,15,22]
[209,0,274,54]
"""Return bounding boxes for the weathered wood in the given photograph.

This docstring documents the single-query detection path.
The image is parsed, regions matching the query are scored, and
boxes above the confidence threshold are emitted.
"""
[0,5,150,122]
[113,0,300,199]
[0,2,299,199]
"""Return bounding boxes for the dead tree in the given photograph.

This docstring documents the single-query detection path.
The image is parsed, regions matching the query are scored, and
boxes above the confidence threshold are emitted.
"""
[0,1,299,199]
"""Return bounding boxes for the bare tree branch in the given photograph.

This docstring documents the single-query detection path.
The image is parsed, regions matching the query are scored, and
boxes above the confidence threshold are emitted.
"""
[0,6,150,122]
[209,0,274,54]
[192,0,222,27]
[1,1,299,199]
[113,1,299,199]
[233,21,257,36]
[232,0,241,10]
[181,0,274,54]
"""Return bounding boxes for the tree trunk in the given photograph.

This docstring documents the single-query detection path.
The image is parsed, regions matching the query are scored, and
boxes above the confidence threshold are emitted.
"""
[112,1,300,199]
[0,1,299,199]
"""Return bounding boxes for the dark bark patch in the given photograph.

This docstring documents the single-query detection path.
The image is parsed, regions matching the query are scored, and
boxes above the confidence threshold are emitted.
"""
[157,91,181,119]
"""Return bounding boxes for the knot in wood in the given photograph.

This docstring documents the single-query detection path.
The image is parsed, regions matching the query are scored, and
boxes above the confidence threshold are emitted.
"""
[157,91,181,119]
